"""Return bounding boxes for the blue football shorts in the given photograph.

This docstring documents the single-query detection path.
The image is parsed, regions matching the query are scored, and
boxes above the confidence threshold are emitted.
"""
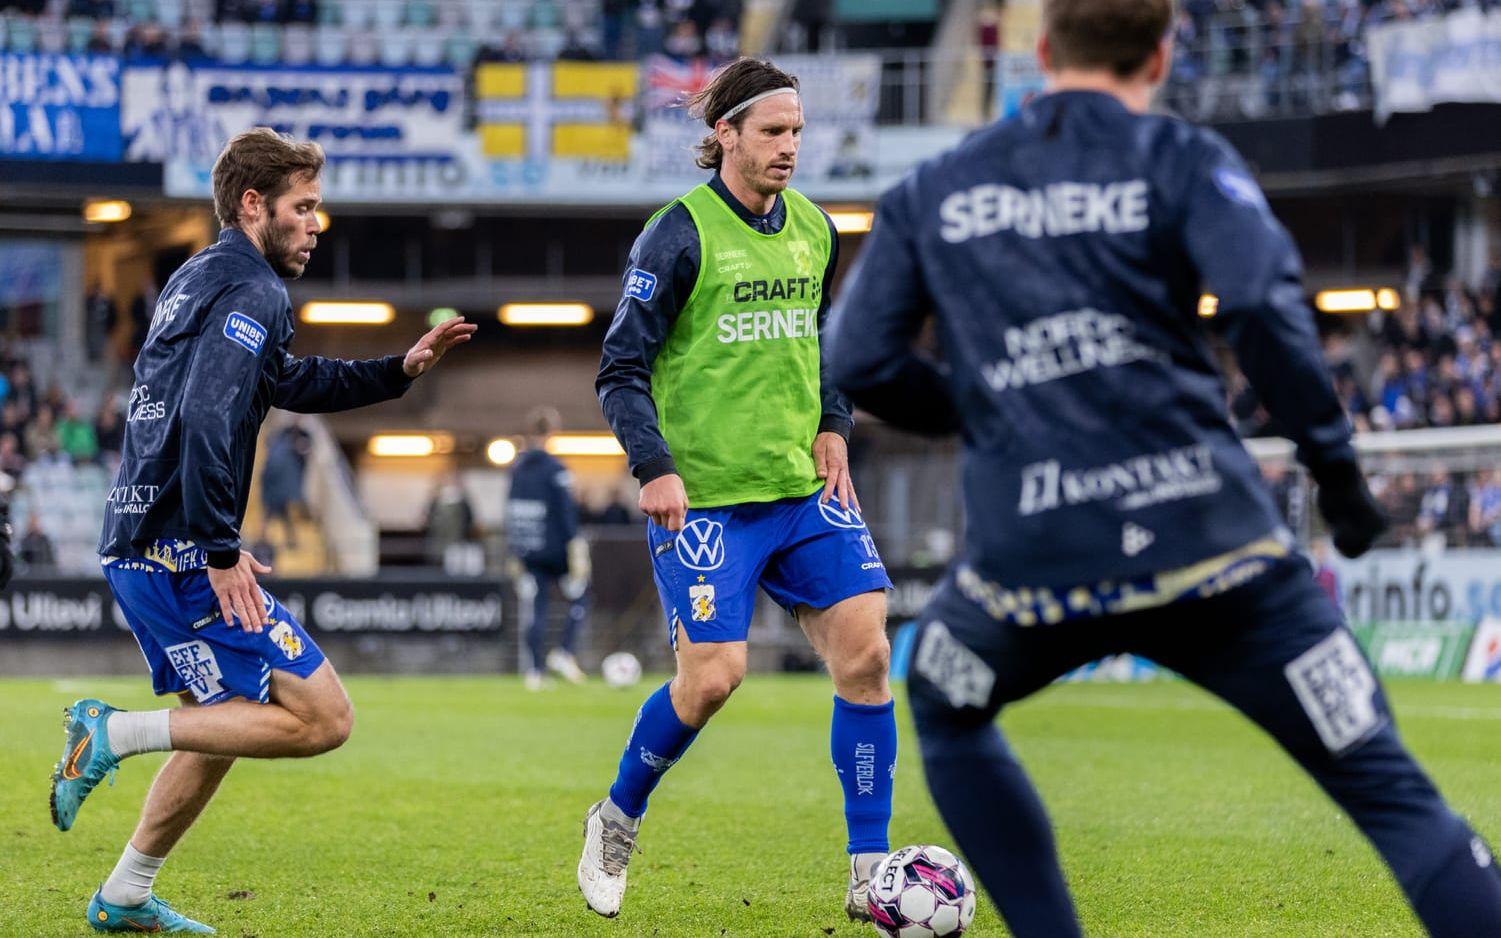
[104,567,325,705]
[647,491,894,646]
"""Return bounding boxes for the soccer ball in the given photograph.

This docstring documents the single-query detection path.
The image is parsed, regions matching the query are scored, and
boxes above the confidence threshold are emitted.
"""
[867,845,976,937]
[600,651,642,688]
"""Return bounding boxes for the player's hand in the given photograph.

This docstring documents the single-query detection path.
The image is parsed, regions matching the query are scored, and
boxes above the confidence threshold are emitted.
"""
[640,474,689,532]
[403,316,477,378]
[207,550,274,634]
[813,431,859,510]
[1313,460,1387,559]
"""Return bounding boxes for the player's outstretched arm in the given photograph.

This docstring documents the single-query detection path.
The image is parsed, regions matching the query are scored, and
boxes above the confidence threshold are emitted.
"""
[273,316,477,413]
[1183,136,1386,556]
[828,184,960,436]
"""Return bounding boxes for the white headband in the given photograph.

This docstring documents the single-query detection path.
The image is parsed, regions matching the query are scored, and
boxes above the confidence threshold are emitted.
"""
[718,87,799,123]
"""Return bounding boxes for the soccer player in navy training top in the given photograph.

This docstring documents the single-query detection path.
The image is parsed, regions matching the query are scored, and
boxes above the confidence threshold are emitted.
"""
[50,128,476,934]
[828,1,1501,935]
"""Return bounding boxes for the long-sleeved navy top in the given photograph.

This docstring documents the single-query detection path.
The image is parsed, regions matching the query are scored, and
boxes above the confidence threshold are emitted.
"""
[596,173,854,484]
[505,447,579,572]
[99,227,414,569]
[829,91,1355,590]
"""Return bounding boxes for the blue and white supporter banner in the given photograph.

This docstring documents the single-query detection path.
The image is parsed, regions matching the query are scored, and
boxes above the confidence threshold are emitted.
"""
[121,60,464,171]
[0,54,121,161]
[1368,9,1501,123]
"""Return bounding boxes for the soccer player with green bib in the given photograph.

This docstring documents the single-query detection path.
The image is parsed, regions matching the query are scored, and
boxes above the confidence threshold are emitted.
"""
[580,58,897,921]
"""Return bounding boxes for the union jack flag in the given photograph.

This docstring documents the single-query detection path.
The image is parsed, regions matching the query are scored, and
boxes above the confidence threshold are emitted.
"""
[644,56,715,111]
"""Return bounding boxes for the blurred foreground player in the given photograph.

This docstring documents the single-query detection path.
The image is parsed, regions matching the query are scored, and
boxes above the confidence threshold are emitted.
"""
[829,1,1501,935]
[581,57,896,921]
[51,128,476,933]
[506,406,590,689]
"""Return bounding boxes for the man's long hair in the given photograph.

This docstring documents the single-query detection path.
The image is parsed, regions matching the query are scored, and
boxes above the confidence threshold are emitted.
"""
[686,58,800,171]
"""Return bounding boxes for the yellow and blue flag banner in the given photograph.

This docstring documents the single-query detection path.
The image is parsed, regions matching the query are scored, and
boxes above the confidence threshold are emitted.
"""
[475,61,638,162]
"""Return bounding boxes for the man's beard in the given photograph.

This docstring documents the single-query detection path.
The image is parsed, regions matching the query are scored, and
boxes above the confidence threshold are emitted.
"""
[258,212,305,279]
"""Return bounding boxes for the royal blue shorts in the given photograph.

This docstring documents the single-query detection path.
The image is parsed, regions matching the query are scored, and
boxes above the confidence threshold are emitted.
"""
[647,491,894,646]
[104,567,325,705]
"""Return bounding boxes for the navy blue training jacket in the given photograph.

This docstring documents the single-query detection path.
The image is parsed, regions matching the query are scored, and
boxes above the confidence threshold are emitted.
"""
[596,173,854,485]
[505,447,578,572]
[99,228,413,568]
[830,91,1355,590]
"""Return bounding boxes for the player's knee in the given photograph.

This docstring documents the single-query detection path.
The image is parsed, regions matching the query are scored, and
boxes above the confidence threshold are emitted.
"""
[678,666,743,721]
[305,699,354,755]
[837,633,891,688]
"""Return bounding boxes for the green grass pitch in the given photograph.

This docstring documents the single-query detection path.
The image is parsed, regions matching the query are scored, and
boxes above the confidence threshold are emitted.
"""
[3,675,1498,936]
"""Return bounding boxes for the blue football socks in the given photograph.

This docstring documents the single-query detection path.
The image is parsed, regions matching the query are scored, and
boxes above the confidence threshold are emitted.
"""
[608,681,700,818]
[830,695,897,855]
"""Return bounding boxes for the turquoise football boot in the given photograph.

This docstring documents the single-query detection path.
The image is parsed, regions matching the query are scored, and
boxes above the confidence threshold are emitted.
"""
[50,698,121,832]
[87,890,216,934]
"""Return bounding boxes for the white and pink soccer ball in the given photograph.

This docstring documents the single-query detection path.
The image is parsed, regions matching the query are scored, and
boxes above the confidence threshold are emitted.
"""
[867,845,977,937]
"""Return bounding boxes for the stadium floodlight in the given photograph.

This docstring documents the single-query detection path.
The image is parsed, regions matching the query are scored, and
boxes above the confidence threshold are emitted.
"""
[83,199,131,223]
[368,433,451,457]
[1376,288,1400,311]
[486,438,518,466]
[545,434,625,457]
[1315,288,1382,314]
[315,210,330,232]
[499,303,594,326]
[1198,294,1219,318]
[828,211,874,234]
[301,301,396,325]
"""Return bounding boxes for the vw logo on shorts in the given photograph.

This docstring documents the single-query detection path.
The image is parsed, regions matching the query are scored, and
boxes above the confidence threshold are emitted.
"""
[675,518,726,570]
[817,499,866,529]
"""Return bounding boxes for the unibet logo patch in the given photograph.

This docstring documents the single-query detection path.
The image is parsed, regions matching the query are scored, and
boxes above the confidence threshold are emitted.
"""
[223,311,267,355]
[625,268,657,302]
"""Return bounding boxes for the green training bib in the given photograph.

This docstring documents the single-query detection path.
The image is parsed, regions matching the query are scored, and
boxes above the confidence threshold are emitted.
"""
[652,183,833,508]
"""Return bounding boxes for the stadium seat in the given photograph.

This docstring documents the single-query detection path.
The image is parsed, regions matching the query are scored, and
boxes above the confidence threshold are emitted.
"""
[6,17,37,54]
[372,0,402,29]
[249,22,281,64]
[496,0,528,31]
[344,28,377,64]
[341,0,374,30]
[156,0,184,28]
[37,17,65,53]
[125,0,155,24]
[405,0,435,28]
[313,24,347,65]
[216,21,251,63]
[460,0,494,29]
[444,32,478,68]
[281,23,313,63]
[411,31,444,66]
[378,30,411,66]
[65,17,92,53]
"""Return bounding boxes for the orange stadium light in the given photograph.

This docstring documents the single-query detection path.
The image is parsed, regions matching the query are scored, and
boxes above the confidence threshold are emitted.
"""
[1315,289,1380,314]
[545,434,625,457]
[83,199,131,223]
[1198,294,1219,318]
[829,211,874,234]
[486,438,518,466]
[301,301,395,325]
[499,303,594,326]
[314,209,330,232]
[368,433,452,458]
[1376,287,1401,311]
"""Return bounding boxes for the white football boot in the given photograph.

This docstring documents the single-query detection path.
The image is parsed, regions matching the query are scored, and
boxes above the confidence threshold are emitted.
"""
[547,649,587,684]
[578,798,641,917]
[845,852,886,922]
